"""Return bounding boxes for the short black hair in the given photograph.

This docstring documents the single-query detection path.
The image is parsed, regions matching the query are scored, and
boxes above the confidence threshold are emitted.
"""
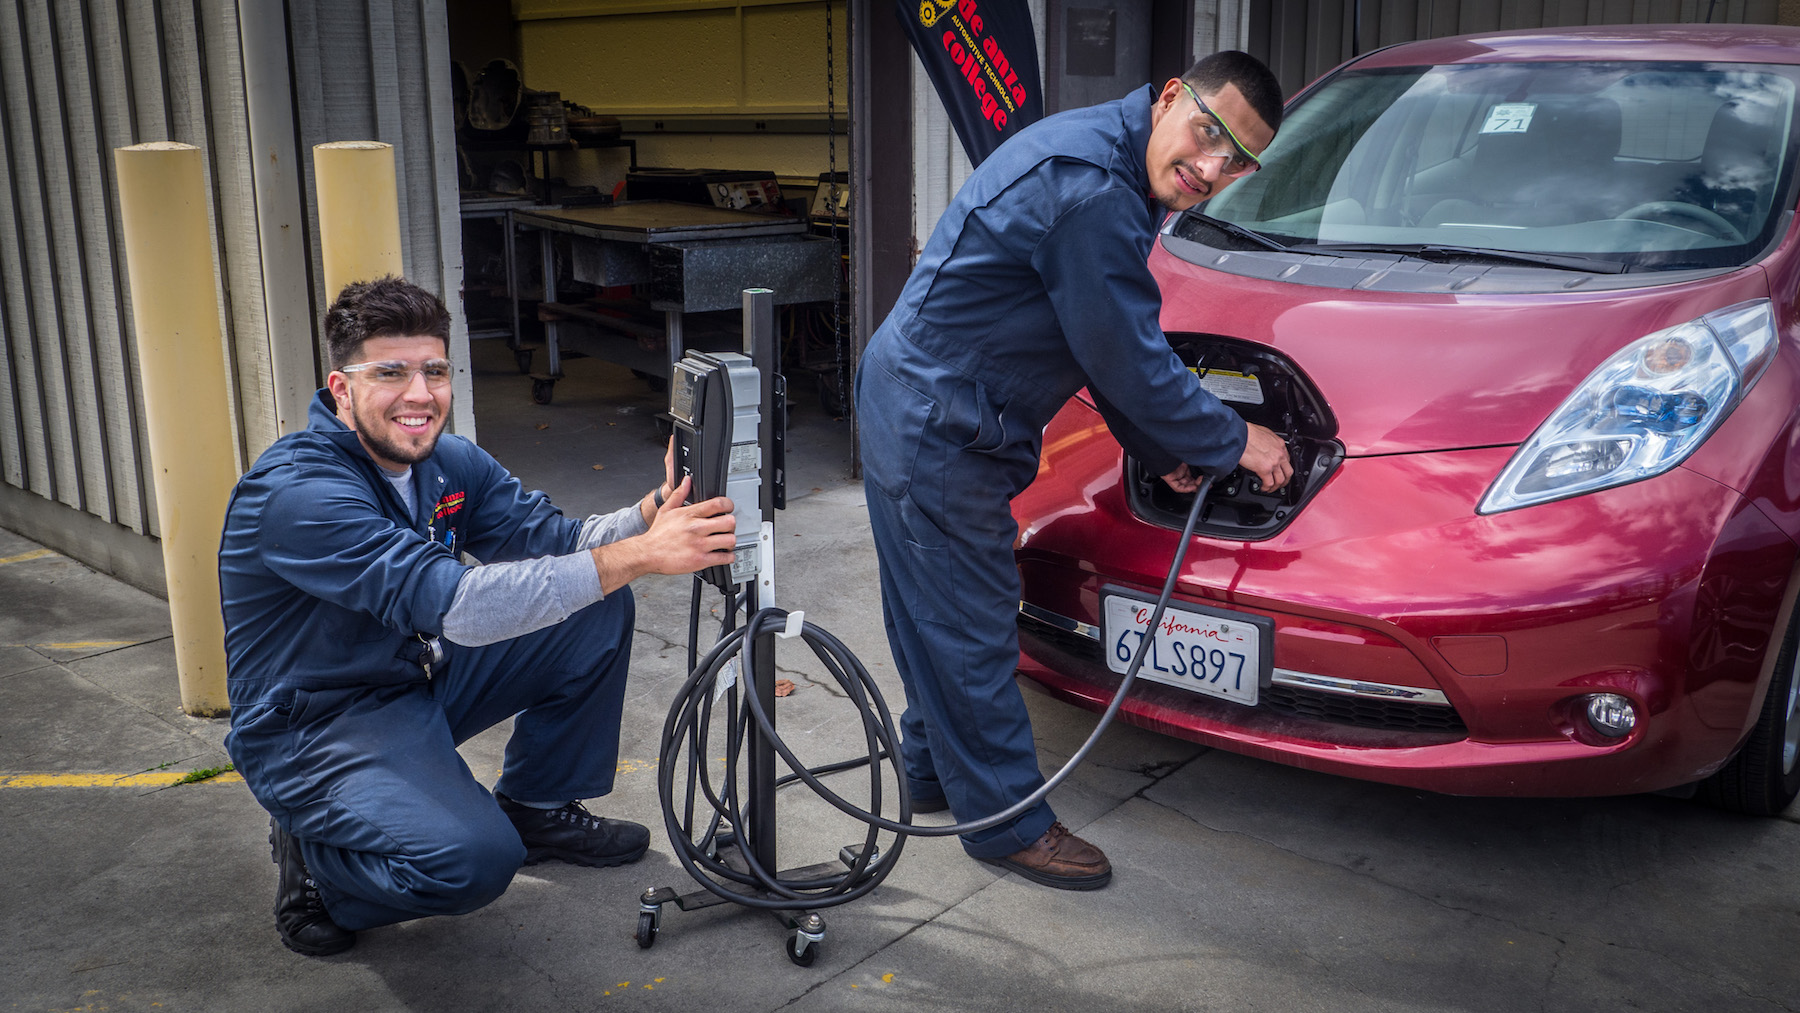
[324,276,452,369]
[1183,50,1284,135]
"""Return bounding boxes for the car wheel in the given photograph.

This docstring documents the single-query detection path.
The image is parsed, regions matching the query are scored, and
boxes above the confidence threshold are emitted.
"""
[1699,604,1800,816]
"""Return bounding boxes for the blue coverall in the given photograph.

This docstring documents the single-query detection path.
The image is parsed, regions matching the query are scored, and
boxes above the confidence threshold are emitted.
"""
[856,85,1248,858]
[219,390,633,931]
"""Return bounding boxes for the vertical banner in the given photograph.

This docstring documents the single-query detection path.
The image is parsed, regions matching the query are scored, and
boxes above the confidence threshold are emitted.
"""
[898,0,1043,167]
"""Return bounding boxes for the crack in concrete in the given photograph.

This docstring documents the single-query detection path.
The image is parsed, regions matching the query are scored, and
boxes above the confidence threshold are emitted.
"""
[1138,787,1569,940]
[634,626,686,655]
[1540,936,1565,1012]
[783,662,849,700]
[1127,775,1794,1010]
[775,880,1006,1010]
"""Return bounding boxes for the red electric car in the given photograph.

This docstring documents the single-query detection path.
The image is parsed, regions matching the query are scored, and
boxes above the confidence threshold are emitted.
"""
[1012,25,1800,814]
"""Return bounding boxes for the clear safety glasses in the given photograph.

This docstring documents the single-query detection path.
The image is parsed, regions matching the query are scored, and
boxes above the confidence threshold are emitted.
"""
[1181,80,1261,177]
[337,358,455,389]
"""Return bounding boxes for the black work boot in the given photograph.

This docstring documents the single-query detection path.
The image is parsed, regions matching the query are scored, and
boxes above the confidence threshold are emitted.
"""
[495,792,650,868]
[269,818,355,956]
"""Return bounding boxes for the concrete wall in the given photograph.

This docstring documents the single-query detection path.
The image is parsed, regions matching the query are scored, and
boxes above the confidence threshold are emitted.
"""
[0,2,465,597]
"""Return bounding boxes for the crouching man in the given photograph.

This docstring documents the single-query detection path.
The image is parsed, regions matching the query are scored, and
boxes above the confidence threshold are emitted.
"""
[218,276,734,955]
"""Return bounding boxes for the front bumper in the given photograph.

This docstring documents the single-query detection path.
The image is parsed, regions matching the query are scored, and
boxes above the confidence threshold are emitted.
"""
[1012,408,1795,797]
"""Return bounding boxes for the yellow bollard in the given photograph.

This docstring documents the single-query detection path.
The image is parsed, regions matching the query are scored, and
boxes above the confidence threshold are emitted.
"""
[113,142,237,717]
[313,141,404,296]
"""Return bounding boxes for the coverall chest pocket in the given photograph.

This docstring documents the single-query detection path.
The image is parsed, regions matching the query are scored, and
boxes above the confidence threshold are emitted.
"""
[859,361,936,500]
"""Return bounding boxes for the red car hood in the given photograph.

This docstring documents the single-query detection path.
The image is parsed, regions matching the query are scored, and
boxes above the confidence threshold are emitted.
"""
[1149,242,1774,457]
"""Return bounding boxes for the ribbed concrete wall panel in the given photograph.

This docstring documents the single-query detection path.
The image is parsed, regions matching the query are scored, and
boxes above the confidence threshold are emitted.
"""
[199,0,275,465]
[0,9,34,494]
[0,1,78,509]
[287,0,473,437]
[0,0,259,542]
[0,0,466,578]
[33,1,110,521]
[67,0,149,535]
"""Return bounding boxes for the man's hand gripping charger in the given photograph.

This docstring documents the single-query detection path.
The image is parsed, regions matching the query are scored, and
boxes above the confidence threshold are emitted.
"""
[669,350,762,590]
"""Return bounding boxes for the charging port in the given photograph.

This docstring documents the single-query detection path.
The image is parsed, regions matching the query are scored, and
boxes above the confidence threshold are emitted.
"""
[1126,335,1342,541]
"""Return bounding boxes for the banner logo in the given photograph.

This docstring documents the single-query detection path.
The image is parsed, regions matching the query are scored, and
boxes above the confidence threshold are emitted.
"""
[919,0,954,27]
[898,0,1042,166]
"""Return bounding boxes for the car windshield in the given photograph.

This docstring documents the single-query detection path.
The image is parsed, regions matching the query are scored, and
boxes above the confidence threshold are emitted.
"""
[1196,60,1800,272]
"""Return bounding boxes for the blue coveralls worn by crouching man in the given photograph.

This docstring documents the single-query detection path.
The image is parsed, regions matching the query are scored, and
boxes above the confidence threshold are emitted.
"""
[856,51,1294,889]
[218,277,739,956]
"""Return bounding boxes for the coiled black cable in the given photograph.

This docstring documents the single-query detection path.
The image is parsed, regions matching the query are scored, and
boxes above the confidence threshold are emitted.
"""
[657,477,1213,909]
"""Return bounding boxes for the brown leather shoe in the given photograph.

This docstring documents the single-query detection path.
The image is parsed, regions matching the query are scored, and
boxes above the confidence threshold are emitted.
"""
[980,821,1112,890]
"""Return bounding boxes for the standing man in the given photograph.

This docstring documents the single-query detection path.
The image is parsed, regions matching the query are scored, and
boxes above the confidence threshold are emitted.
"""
[220,276,737,955]
[856,51,1291,889]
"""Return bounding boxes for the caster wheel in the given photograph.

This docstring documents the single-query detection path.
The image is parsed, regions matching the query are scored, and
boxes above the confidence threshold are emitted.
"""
[531,376,556,405]
[635,911,658,949]
[514,347,534,374]
[786,933,818,967]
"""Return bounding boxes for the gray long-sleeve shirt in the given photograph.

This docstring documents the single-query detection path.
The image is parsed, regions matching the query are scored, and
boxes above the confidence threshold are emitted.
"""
[383,466,648,647]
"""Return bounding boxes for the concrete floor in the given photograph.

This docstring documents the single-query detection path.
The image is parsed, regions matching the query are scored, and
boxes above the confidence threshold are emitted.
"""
[2,336,1797,1011]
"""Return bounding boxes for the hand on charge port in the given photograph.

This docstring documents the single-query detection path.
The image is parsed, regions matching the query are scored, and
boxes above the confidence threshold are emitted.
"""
[1161,463,1204,493]
[1238,422,1293,491]
[1160,425,1293,494]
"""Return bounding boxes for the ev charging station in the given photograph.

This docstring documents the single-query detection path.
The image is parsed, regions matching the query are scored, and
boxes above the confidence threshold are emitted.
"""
[639,289,1220,967]
[638,288,901,966]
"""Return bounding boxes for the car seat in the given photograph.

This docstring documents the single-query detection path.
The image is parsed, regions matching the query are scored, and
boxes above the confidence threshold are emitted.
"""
[1678,100,1781,235]
[1421,98,1623,228]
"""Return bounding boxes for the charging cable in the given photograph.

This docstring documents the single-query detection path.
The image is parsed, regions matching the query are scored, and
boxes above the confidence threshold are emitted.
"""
[657,476,1214,908]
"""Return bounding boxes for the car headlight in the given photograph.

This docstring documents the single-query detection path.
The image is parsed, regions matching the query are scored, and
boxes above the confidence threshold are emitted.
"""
[1478,299,1777,514]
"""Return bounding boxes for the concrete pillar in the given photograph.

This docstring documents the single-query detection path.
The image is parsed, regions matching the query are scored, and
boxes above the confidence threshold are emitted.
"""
[112,142,236,717]
[313,141,404,297]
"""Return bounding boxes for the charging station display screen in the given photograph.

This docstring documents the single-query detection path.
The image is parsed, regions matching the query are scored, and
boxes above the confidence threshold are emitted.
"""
[670,350,763,590]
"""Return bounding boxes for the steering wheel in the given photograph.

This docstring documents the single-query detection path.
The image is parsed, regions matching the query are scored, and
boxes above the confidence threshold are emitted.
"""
[1616,201,1745,242]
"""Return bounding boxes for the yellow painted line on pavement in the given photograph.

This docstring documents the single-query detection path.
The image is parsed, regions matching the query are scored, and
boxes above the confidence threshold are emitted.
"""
[0,771,245,788]
[15,640,141,651]
[7,761,664,789]
[0,548,55,566]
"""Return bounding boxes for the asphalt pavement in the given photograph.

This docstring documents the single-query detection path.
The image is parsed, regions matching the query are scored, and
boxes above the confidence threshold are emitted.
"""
[3,336,1796,1012]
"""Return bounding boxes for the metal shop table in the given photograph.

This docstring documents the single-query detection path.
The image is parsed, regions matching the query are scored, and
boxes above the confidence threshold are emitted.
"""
[513,201,836,403]
[458,193,540,361]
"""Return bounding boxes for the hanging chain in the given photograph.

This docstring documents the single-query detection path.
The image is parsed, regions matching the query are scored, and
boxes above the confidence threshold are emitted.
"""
[826,0,847,417]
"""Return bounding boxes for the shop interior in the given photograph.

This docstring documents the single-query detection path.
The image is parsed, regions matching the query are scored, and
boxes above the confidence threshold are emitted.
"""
[446,0,854,441]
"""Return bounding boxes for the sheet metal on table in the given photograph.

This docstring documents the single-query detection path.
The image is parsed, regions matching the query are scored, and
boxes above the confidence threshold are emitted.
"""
[513,201,822,397]
[512,201,809,244]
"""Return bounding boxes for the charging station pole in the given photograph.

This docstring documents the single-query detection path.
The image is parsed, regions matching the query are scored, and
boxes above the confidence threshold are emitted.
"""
[642,287,848,966]
[744,287,780,883]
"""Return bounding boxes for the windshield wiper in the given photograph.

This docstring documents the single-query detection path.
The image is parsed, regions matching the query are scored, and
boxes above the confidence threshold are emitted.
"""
[1184,212,1294,252]
[1295,242,1627,275]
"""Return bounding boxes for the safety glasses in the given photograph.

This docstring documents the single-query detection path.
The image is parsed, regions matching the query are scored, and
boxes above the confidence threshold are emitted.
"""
[1180,81,1261,177]
[337,358,455,389]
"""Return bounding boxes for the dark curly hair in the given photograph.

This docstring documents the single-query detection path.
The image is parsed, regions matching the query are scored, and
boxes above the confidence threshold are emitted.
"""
[1184,50,1284,135]
[324,276,452,369]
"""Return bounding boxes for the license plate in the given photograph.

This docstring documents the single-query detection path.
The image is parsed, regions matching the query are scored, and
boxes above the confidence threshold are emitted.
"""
[1101,592,1270,706]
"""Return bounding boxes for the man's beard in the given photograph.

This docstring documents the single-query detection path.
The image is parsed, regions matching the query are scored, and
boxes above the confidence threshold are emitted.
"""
[1157,163,1210,211]
[346,389,443,466]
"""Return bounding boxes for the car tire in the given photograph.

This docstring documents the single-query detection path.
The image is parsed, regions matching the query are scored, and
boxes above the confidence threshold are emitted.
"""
[1698,604,1800,816]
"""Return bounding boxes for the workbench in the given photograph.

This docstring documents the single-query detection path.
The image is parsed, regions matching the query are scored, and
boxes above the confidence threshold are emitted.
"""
[458,193,540,360]
[513,201,837,403]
